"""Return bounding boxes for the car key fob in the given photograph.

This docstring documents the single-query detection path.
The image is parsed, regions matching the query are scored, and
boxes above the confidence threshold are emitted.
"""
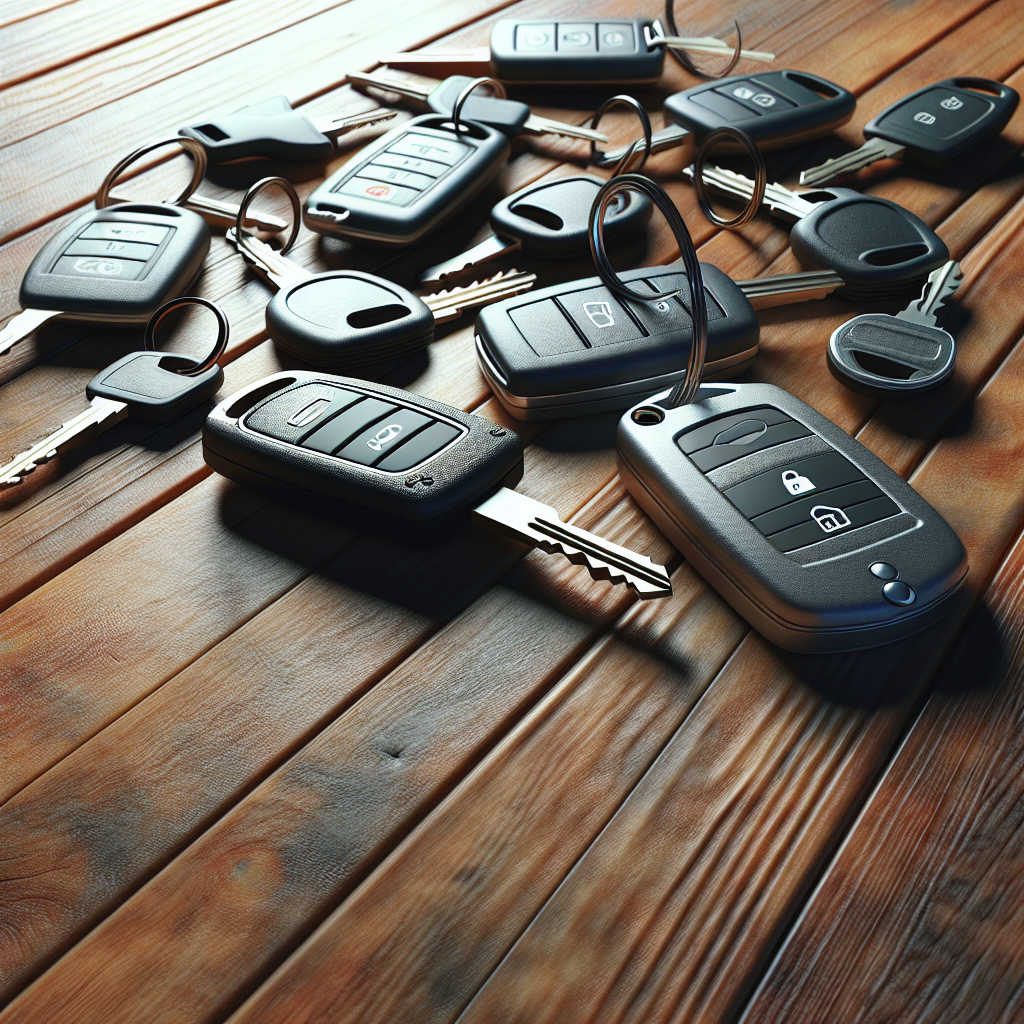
[474,263,759,420]
[203,370,523,539]
[304,114,510,246]
[617,382,967,652]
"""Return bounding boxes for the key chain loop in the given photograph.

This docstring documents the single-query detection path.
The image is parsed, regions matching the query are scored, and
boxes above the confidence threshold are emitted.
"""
[95,136,207,209]
[662,2,742,79]
[589,173,707,409]
[692,126,766,228]
[589,95,653,177]
[144,296,230,376]
[450,76,507,137]
[234,176,302,258]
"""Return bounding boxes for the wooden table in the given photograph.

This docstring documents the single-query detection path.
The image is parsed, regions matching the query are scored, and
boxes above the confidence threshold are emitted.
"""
[2,1,1024,1021]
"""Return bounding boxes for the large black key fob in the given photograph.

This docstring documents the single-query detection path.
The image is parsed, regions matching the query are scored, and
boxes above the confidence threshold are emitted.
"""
[666,71,856,149]
[617,382,967,652]
[304,115,509,246]
[474,263,759,420]
[203,371,523,539]
[20,204,210,323]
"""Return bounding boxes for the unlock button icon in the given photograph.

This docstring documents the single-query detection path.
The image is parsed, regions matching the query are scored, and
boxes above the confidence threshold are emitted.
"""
[782,469,816,495]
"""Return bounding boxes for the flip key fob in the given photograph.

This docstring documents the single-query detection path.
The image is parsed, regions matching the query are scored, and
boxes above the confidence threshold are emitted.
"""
[304,114,510,246]
[617,382,967,652]
[474,263,759,420]
[203,371,523,539]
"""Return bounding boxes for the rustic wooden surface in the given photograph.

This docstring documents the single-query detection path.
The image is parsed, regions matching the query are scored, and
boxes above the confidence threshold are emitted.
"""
[1,1,1023,1021]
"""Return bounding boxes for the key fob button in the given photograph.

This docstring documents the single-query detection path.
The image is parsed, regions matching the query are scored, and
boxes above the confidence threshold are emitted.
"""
[245,384,363,444]
[878,88,992,142]
[883,580,916,605]
[559,288,641,347]
[356,164,434,190]
[752,479,885,536]
[690,421,814,471]
[335,177,419,207]
[515,23,555,51]
[508,299,584,356]
[689,90,758,122]
[336,408,434,466]
[78,222,169,245]
[302,397,397,455]
[871,561,899,580]
[769,494,900,552]
[64,239,157,261]
[375,421,462,472]
[676,408,793,454]
[597,23,636,52]
[384,132,471,165]
[50,255,146,280]
[557,23,596,51]
[724,451,866,518]
[372,152,448,177]
[717,81,795,115]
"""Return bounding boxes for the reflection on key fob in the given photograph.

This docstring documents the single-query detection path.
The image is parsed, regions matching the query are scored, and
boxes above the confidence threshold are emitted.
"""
[617,382,967,652]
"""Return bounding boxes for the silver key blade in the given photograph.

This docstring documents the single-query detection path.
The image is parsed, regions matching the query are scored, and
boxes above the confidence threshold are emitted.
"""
[799,138,907,187]
[0,396,128,487]
[347,70,432,104]
[682,164,819,221]
[423,269,536,323]
[473,487,673,598]
[418,233,521,286]
[310,108,397,139]
[110,192,288,232]
[645,32,775,63]
[520,114,609,143]
[0,308,64,355]
[226,229,312,290]
[897,260,962,327]
[595,123,694,167]
[378,49,492,76]
[735,270,844,309]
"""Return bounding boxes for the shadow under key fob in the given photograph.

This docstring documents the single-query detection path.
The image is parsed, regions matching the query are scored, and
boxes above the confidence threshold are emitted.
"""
[617,382,967,652]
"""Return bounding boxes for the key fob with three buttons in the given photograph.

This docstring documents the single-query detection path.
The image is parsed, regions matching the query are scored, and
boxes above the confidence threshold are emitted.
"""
[617,382,967,652]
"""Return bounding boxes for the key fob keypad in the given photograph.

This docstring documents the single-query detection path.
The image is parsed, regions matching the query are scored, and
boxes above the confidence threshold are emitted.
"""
[474,263,759,420]
[617,382,967,652]
[20,204,210,321]
[203,371,524,539]
[304,115,509,246]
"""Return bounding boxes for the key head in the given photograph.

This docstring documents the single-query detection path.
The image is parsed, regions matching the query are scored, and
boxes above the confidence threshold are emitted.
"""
[427,76,530,135]
[266,270,434,368]
[304,114,510,245]
[665,71,855,150]
[827,312,956,399]
[489,174,652,260]
[474,263,759,420]
[788,189,949,299]
[179,95,334,163]
[489,19,663,84]
[20,204,210,322]
[616,381,967,652]
[86,351,223,422]
[203,371,524,539]
[864,77,1019,168]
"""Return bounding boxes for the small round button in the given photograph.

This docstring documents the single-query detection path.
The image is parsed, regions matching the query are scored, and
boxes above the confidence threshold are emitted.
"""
[870,562,898,580]
[883,580,916,606]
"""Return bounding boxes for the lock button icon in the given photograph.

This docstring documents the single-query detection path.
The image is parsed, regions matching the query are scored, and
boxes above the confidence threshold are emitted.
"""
[782,469,816,496]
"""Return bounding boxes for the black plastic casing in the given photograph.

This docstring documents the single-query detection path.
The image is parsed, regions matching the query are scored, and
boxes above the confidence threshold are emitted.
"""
[617,383,968,652]
[665,71,856,149]
[475,263,759,420]
[202,371,524,540]
[304,115,509,246]
[20,204,211,321]
[426,77,531,135]
[266,271,434,368]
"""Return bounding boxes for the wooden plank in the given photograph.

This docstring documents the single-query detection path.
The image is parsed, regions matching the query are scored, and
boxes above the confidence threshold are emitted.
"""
[0,0,76,29]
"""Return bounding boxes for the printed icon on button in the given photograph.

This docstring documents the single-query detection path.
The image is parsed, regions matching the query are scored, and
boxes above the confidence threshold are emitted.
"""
[74,258,122,275]
[811,505,851,533]
[524,29,550,47]
[603,30,626,46]
[914,111,937,125]
[751,93,776,107]
[562,30,591,45]
[367,423,404,451]
[733,86,755,99]
[584,301,615,328]
[781,469,815,495]
[364,184,393,199]
[940,96,964,110]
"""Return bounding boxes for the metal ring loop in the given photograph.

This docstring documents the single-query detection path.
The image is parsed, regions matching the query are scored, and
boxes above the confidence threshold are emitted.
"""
[589,95,653,177]
[234,176,302,258]
[589,173,707,408]
[95,136,207,209]
[450,76,506,137]
[663,1,742,80]
[692,126,766,228]
[143,296,230,376]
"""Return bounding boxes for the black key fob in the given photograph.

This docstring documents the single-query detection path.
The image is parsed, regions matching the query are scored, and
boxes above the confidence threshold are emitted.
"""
[20,204,210,322]
[617,382,967,652]
[87,351,223,422]
[665,71,856,149]
[203,371,523,539]
[474,263,759,420]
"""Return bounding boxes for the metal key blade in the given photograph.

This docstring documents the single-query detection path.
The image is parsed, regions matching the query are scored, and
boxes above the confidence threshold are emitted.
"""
[347,70,432,104]
[378,49,492,76]
[645,31,775,63]
[683,164,819,220]
[310,108,397,139]
[735,269,844,309]
[897,260,962,326]
[473,487,673,598]
[226,229,312,290]
[0,396,128,487]
[799,138,907,187]
[518,114,608,143]
[108,192,287,231]
[595,123,694,167]
[0,308,64,355]
[423,269,536,323]
[419,234,520,286]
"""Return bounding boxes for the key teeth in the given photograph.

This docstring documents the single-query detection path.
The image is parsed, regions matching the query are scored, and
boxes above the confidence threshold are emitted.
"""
[538,539,673,598]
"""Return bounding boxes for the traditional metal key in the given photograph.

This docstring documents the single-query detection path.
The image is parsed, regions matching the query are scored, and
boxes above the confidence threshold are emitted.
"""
[827,260,962,398]
[180,97,397,164]
[348,71,607,142]
[203,370,672,596]
[0,297,226,487]
[685,163,949,298]
[799,78,1019,186]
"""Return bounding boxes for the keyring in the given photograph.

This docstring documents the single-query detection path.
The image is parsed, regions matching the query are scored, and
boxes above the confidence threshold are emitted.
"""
[234,176,302,258]
[589,174,707,409]
[692,126,766,228]
[450,76,506,137]
[144,296,230,376]
[589,95,653,177]
[95,137,207,209]
[663,1,742,79]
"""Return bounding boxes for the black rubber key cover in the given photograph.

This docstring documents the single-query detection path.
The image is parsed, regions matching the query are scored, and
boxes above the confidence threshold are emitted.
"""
[87,351,223,422]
